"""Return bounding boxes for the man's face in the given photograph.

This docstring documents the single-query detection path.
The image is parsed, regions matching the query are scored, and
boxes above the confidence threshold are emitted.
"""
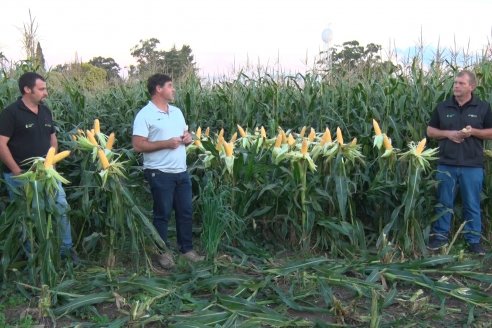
[453,75,474,99]
[156,81,175,102]
[24,79,48,104]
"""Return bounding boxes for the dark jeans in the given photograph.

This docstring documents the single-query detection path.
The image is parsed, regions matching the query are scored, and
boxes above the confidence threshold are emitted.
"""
[144,169,193,253]
[432,165,483,244]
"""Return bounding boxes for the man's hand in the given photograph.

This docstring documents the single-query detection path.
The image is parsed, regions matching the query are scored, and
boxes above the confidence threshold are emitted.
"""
[181,131,193,145]
[167,137,183,149]
[449,127,472,143]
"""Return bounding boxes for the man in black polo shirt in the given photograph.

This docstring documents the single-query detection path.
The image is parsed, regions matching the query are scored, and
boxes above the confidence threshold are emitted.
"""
[426,70,492,255]
[0,72,75,260]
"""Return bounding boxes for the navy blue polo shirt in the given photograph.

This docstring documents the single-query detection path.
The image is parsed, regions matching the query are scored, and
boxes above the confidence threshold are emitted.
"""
[0,98,55,172]
[428,95,492,167]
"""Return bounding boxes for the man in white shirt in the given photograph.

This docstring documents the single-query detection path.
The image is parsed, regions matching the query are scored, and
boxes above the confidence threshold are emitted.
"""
[132,74,203,268]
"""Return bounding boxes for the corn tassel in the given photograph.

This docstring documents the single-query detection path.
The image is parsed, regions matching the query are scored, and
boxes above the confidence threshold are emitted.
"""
[415,138,426,155]
[383,135,392,150]
[98,149,110,169]
[94,119,101,134]
[301,139,308,155]
[196,126,202,139]
[44,147,56,169]
[373,119,382,136]
[86,130,98,146]
[308,128,316,142]
[237,124,247,138]
[299,126,306,138]
[336,127,344,145]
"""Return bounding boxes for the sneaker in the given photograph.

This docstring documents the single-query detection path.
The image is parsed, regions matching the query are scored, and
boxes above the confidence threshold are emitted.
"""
[182,250,204,262]
[427,237,449,251]
[467,243,486,256]
[156,252,175,269]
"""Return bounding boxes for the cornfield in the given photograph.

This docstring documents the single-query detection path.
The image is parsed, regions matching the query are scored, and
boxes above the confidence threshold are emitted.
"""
[1,56,492,326]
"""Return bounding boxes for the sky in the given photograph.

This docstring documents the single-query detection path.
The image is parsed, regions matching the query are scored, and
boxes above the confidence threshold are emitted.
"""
[1,0,491,77]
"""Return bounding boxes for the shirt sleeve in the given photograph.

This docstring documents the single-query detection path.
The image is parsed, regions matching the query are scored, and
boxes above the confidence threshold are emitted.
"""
[427,107,440,128]
[483,103,492,129]
[132,111,149,137]
[0,109,14,138]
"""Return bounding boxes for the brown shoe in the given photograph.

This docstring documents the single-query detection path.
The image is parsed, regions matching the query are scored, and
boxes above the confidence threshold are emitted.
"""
[182,250,204,262]
[156,252,175,269]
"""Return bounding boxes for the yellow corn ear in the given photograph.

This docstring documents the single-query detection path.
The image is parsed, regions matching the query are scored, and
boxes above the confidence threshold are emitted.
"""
[383,134,392,150]
[260,126,267,138]
[308,128,316,142]
[281,130,287,144]
[94,119,100,134]
[274,133,282,148]
[218,128,224,138]
[287,134,296,146]
[415,138,426,155]
[336,127,344,145]
[230,132,238,143]
[98,149,110,169]
[106,132,115,150]
[77,129,84,135]
[86,130,98,146]
[205,127,210,137]
[301,139,308,155]
[373,119,382,136]
[52,150,71,165]
[350,137,357,146]
[216,135,224,151]
[321,128,332,145]
[196,126,202,139]
[299,126,306,138]
[71,135,77,141]
[194,139,202,147]
[237,124,247,138]
[224,142,234,157]
[44,147,56,169]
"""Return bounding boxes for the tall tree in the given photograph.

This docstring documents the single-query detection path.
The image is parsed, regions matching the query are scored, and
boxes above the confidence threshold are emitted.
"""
[35,42,46,71]
[129,38,196,80]
[89,56,121,81]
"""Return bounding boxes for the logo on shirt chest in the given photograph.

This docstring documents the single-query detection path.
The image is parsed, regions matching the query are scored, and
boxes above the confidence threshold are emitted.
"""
[446,114,455,118]
[25,123,34,129]
[468,114,478,118]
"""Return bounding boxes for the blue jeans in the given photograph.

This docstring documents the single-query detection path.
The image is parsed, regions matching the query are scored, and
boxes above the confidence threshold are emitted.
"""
[432,165,483,244]
[144,170,194,253]
[3,173,73,254]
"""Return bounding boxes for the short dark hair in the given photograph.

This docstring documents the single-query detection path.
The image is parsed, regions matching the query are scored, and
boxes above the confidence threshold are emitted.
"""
[457,70,477,87]
[18,72,45,94]
[147,74,172,96]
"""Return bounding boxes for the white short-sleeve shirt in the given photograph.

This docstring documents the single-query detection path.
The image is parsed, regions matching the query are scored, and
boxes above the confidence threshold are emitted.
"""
[133,101,187,173]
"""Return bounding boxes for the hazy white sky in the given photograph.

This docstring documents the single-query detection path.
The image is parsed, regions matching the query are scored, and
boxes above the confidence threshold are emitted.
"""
[1,0,491,77]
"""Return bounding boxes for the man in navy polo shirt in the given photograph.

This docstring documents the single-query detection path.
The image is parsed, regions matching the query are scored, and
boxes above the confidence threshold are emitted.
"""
[0,72,76,261]
[132,73,203,269]
[426,70,492,255]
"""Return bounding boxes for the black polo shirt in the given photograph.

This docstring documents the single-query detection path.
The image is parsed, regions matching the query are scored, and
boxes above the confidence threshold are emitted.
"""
[428,95,492,167]
[0,98,55,172]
